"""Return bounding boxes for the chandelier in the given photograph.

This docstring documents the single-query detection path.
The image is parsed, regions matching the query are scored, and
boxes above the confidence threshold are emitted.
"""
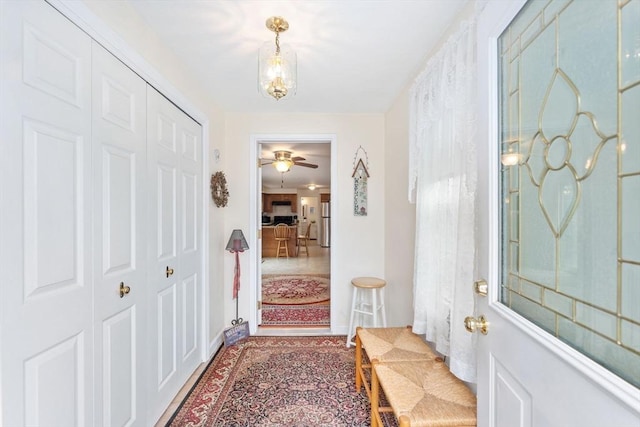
[258,16,297,100]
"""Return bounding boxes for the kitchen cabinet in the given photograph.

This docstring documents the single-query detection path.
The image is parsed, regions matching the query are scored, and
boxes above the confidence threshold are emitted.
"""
[262,193,297,213]
[321,193,331,202]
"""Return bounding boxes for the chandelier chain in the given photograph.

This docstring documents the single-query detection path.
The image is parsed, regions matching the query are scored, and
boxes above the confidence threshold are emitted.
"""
[275,32,281,55]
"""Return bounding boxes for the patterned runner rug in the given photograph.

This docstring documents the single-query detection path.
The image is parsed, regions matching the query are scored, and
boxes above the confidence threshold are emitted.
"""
[261,304,330,326]
[262,274,330,305]
[167,336,374,426]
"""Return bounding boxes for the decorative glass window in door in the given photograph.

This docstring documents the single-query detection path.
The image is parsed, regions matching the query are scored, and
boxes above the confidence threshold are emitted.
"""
[499,0,640,387]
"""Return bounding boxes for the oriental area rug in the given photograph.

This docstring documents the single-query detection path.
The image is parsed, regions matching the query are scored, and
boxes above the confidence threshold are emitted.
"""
[261,274,330,327]
[167,336,380,426]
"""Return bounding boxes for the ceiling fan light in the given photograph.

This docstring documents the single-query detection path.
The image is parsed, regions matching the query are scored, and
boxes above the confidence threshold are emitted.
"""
[308,184,316,191]
[274,159,293,172]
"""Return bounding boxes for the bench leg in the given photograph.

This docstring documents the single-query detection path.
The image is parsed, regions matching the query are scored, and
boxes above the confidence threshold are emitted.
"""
[371,359,379,427]
[355,328,362,392]
[398,415,411,426]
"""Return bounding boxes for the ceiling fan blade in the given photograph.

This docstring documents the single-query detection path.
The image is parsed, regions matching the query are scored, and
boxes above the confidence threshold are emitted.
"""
[292,156,306,161]
[294,162,318,169]
[261,160,274,165]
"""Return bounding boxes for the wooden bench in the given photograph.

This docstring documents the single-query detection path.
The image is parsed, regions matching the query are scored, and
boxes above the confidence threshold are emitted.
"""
[355,326,438,402]
[371,359,477,427]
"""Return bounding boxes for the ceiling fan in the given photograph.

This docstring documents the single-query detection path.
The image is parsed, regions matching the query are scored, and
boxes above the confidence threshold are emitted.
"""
[261,150,318,172]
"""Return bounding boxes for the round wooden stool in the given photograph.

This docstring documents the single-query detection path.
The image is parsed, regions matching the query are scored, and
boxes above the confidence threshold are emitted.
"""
[346,277,387,347]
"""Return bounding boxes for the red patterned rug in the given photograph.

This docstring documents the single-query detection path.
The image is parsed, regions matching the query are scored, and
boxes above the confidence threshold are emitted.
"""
[262,274,330,305]
[262,304,330,326]
[167,336,373,426]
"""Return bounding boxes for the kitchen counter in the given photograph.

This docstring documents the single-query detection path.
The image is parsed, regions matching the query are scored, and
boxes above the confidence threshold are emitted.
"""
[262,225,298,257]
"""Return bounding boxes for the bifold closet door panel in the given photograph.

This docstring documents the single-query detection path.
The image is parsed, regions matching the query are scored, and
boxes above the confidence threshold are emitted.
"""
[146,87,203,422]
[0,2,94,426]
[91,41,148,427]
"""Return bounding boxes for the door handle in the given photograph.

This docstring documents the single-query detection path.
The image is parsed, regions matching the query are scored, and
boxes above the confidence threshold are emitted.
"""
[464,315,489,335]
[119,282,131,298]
[166,266,174,278]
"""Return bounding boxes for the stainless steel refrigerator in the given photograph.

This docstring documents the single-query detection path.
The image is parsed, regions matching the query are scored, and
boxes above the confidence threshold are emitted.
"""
[320,202,330,248]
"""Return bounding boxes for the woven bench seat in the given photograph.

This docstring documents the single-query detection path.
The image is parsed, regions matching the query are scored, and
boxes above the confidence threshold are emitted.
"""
[371,359,477,427]
[355,326,437,401]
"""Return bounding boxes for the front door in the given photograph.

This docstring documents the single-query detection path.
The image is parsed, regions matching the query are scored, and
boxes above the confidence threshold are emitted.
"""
[475,1,640,425]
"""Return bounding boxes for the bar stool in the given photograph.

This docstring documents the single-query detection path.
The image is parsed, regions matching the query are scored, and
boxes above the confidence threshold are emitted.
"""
[273,223,290,258]
[346,277,387,347]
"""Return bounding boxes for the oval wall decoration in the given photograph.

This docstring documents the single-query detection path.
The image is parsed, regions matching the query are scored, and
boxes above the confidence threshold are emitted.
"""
[210,171,229,207]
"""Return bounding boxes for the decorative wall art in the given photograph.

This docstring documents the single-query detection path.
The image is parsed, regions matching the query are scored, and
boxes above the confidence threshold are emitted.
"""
[210,171,229,207]
[352,146,370,216]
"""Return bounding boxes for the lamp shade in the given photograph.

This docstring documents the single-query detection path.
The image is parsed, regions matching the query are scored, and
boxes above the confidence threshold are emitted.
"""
[226,229,249,253]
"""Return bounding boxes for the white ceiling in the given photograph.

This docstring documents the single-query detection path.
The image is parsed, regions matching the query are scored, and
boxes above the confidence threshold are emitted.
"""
[125,0,468,188]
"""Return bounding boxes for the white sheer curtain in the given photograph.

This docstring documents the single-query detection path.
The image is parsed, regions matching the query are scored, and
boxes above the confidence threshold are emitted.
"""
[408,17,478,383]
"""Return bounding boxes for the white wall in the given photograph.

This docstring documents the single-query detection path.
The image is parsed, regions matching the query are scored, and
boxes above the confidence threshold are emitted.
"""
[383,88,416,327]
[224,113,386,333]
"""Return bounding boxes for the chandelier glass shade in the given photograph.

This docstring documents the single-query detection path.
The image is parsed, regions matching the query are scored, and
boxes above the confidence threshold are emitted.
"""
[259,16,297,100]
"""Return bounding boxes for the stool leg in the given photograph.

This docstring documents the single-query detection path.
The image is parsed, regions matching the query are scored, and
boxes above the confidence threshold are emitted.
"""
[380,287,387,327]
[372,288,378,327]
[346,287,358,347]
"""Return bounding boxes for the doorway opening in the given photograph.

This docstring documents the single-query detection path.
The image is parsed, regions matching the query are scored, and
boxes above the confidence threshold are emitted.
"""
[254,138,333,330]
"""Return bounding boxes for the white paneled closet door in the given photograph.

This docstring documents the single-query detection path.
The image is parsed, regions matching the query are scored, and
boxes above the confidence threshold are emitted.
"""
[91,43,147,426]
[147,88,203,422]
[0,2,93,425]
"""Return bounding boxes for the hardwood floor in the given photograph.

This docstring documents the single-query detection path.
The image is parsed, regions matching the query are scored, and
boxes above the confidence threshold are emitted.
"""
[154,362,208,426]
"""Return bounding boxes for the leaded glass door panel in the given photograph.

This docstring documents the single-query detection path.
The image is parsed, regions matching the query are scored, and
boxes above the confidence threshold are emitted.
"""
[476,1,640,425]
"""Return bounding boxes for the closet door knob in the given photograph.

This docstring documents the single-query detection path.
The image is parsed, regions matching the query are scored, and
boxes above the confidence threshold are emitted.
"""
[119,282,131,298]
[166,266,174,278]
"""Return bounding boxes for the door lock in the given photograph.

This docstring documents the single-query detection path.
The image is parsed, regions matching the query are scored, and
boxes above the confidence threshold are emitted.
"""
[464,315,489,335]
[166,266,174,278]
[119,282,131,298]
[474,279,488,297]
